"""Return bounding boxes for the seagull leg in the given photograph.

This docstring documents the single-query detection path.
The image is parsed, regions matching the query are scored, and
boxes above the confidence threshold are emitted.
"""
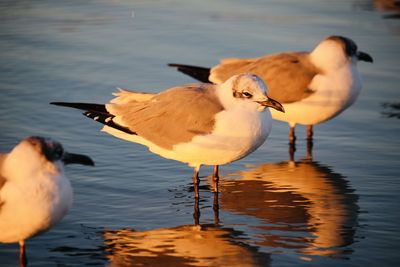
[306,125,314,159]
[193,196,200,225]
[212,165,219,193]
[306,125,313,141]
[289,142,296,161]
[212,165,219,179]
[213,191,220,225]
[19,240,27,267]
[289,126,296,145]
[193,166,200,199]
[307,139,313,160]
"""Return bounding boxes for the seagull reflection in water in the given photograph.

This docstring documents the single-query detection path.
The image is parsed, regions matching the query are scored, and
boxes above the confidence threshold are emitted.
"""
[103,210,271,266]
[101,157,359,266]
[102,174,271,266]
[219,157,360,257]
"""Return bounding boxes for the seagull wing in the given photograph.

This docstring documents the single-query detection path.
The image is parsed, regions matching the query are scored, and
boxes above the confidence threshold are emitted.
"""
[107,84,224,149]
[51,90,155,136]
[210,52,319,104]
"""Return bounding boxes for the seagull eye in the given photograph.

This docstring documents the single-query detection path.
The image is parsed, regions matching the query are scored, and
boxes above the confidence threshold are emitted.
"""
[242,91,253,98]
[53,145,64,160]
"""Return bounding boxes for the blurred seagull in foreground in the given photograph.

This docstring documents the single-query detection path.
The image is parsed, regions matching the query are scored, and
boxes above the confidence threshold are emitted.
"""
[0,136,94,267]
[51,74,284,197]
[168,35,373,145]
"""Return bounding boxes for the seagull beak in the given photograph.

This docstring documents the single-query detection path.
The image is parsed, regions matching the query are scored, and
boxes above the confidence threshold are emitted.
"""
[62,152,95,166]
[257,97,285,113]
[357,51,373,63]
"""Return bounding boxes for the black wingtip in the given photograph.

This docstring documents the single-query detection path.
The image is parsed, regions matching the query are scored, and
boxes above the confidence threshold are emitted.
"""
[167,63,211,83]
[51,101,136,136]
[167,63,181,68]
[50,101,68,106]
[50,102,107,112]
[83,111,136,135]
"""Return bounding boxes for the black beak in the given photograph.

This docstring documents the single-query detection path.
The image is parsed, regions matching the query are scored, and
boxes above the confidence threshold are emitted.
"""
[357,51,373,63]
[62,152,95,166]
[257,97,285,113]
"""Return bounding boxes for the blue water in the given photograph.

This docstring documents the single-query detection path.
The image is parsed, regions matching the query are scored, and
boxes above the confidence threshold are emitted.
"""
[1,0,399,266]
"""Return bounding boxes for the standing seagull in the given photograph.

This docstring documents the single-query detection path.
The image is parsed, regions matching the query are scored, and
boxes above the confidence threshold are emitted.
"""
[0,136,94,267]
[51,74,284,197]
[168,35,373,147]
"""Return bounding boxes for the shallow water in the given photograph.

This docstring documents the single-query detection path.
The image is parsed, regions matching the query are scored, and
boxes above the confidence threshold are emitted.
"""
[0,0,399,266]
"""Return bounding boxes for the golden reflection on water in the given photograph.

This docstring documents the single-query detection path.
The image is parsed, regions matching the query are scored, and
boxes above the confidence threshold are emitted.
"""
[103,223,270,267]
[102,158,359,266]
[220,158,359,257]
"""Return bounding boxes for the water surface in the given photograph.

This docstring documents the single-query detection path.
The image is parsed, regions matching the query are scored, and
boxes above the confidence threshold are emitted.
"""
[1,0,399,266]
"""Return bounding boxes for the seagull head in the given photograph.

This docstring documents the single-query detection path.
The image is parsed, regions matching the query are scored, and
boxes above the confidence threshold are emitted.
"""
[220,73,284,112]
[24,136,94,166]
[311,35,373,71]
[329,36,373,63]
[2,137,94,181]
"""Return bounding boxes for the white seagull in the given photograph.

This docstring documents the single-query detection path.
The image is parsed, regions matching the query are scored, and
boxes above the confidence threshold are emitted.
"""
[0,136,94,267]
[168,35,373,144]
[51,74,284,197]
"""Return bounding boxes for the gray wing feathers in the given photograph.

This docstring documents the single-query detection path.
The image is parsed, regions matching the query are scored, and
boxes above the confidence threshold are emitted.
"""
[108,84,224,149]
[211,52,319,103]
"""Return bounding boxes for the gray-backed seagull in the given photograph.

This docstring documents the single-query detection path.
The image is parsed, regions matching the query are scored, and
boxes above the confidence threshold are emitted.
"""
[51,74,284,197]
[168,35,373,149]
[0,136,94,267]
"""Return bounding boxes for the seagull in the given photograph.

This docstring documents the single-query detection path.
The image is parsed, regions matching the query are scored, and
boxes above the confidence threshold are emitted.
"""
[51,74,284,197]
[168,35,373,145]
[0,136,94,267]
